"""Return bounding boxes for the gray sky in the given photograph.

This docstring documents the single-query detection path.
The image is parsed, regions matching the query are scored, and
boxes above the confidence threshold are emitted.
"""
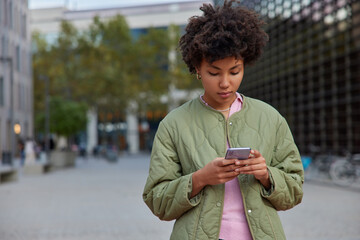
[29,0,200,10]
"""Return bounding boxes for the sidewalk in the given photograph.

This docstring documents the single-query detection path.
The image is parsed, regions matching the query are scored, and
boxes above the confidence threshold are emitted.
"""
[0,153,359,240]
[0,153,173,240]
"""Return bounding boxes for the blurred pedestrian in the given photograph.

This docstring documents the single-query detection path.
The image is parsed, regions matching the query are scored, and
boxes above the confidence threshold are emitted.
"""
[143,1,304,239]
[18,139,25,166]
[24,138,36,165]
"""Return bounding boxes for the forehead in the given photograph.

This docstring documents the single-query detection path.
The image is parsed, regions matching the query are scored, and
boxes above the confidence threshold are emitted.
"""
[201,56,244,68]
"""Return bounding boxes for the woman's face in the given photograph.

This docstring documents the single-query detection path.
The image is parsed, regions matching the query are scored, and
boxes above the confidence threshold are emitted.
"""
[197,56,244,110]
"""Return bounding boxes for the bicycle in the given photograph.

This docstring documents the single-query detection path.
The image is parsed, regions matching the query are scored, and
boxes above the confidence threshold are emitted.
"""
[303,145,337,181]
[329,153,360,187]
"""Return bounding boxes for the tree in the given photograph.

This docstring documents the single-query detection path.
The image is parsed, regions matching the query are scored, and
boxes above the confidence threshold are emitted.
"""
[128,27,172,114]
[168,25,201,91]
[77,15,134,111]
[32,14,195,144]
[35,97,87,138]
[32,22,89,143]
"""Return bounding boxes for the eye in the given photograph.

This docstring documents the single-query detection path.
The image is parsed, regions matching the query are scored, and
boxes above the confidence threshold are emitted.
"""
[231,72,240,75]
[208,72,219,76]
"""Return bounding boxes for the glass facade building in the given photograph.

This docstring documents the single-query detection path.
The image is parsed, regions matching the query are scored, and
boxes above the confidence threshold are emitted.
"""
[215,0,360,155]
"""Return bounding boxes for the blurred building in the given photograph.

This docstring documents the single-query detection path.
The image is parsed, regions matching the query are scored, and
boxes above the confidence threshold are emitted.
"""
[0,0,33,162]
[30,1,212,43]
[30,1,211,154]
[215,0,360,155]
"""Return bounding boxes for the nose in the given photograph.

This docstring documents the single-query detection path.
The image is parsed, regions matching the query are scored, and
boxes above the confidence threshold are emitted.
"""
[219,74,230,89]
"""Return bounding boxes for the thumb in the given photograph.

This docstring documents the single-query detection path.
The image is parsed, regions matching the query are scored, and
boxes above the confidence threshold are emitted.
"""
[251,149,261,158]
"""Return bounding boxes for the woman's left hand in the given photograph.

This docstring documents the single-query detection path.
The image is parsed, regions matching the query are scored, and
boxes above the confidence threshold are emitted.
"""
[236,149,271,189]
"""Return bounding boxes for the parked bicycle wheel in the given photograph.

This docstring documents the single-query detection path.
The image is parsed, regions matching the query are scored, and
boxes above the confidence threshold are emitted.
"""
[329,159,356,186]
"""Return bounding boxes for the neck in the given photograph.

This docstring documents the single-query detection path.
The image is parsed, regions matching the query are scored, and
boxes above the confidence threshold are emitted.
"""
[200,95,232,112]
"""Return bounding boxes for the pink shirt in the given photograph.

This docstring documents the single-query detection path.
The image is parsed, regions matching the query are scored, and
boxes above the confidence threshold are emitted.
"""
[219,92,252,240]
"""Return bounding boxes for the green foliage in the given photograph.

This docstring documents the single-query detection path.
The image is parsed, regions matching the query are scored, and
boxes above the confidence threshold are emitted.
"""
[35,97,88,137]
[32,14,196,137]
[49,97,87,137]
[129,27,171,113]
[32,32,49,113]
[168,25,201,90]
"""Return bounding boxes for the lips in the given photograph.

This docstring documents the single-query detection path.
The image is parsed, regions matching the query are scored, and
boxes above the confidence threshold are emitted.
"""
[218,91,232,98]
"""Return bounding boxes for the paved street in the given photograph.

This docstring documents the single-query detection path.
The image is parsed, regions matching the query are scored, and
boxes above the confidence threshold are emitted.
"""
[0,153,359,240]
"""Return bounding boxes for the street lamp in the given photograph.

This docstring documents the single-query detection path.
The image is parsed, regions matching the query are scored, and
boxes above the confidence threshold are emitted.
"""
[14,123,21,135]
[0,57,14,164]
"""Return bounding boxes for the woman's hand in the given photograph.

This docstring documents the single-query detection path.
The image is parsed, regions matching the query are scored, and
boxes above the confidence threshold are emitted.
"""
[191,157,241,198]
[237,149,271,189]
[190,150,270,198]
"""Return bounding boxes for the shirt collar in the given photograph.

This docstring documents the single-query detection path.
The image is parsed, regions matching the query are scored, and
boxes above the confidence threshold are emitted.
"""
[235,92,243,103]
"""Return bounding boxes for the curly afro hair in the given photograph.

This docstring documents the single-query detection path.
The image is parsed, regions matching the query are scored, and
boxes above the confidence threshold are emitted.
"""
[179,0,268,74]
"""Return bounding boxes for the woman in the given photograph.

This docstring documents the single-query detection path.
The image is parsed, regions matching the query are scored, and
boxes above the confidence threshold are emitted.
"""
[143,1,304,239]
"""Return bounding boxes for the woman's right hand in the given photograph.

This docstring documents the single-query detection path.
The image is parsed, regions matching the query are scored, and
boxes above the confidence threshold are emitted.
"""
[190,157,241,198]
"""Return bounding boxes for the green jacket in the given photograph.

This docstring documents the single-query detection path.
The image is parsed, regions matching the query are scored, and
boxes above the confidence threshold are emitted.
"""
[143,95,304,240]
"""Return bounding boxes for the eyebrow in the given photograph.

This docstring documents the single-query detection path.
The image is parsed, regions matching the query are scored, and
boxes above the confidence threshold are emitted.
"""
[208,64,243,70]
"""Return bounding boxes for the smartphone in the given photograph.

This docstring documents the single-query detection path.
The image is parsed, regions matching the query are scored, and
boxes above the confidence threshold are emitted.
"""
[225,147,251,160]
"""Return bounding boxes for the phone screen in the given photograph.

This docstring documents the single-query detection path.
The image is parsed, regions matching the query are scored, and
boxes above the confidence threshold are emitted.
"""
[225,147,251,160]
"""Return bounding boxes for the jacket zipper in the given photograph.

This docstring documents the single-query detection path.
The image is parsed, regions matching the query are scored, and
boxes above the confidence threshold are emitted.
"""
[216,115,228,240]
[224,115,231,149]
[240,181,255,239]
[227,114,256,239]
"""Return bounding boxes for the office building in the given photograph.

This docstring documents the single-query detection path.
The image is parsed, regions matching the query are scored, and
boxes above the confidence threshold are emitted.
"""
[0,0,33,162]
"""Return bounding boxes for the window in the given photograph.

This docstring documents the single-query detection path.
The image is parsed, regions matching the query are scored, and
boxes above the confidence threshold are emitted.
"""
[9,1,13,29]
[1,36,4,56]
[22,14,26,39]
[0,0,2,26]
[0,118,2,155]
[4,0,7,27]
[1,36,9,56]
[16,45,20,72]
[15,45,21,72]
[0,76,3,106]
[19,83,24,110]
[222,0,360,153]
[21,84,25,110]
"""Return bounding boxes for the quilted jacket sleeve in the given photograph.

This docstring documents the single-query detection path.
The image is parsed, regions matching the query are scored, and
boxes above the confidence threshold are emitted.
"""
[261,117,304,211]
[142,121,202,221]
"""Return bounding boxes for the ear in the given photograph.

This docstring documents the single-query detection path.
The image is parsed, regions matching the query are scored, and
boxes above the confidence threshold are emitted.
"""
[196,72,202,81]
